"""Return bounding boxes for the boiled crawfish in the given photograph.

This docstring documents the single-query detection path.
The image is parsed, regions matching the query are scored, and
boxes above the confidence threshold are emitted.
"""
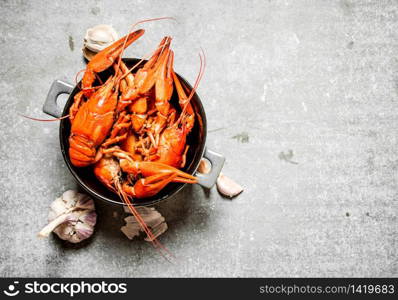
[68,29,144,167]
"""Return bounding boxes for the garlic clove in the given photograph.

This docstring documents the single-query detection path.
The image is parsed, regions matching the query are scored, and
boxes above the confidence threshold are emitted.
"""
[79,210,97,227]
[73,222,95,243]
[216,173,243,198]
[75,194,96,211]
[84,24,118,53]
[55,223,74,240]
[198,158,211,174]
[62,191,78,210]
[87,24,118,42]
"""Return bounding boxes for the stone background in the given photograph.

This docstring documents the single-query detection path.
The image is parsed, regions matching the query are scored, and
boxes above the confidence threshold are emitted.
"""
[0,0,397,277]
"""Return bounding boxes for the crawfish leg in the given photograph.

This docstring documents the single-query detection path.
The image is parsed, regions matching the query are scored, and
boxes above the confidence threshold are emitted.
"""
[117,61,137,111]
[101,134,129,148]
[102,112,131,147]
[180,145,190,168]
[121,131,143,161]
[82,29,145,97]
[69,91,85,122]
[130,97,148,132]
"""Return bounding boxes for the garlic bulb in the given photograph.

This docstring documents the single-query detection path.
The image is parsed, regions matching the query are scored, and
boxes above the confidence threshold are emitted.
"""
[38,190,97,243]
[121,206,167,242]
[216,173,243,198]
[84,24,118,52]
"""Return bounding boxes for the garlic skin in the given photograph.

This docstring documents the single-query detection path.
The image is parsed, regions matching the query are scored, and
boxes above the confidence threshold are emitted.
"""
[121,206,167,242]
[38,190,97,243]
[84,24,118,53]
[216,173,243,198]
[144,223,168,242]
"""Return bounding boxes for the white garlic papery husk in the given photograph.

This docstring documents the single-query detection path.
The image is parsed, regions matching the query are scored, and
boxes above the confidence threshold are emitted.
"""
[84,24,118,53]
[121,206,168,242]
[216,173,243,198]
[38,190,97,243]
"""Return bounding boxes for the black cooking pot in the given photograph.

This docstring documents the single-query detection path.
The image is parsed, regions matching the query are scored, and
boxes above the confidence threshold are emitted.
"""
[43,58,225,206]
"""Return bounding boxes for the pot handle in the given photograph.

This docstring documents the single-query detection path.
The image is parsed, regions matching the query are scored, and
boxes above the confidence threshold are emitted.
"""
[43,79,74,118]
[196,148,225,189]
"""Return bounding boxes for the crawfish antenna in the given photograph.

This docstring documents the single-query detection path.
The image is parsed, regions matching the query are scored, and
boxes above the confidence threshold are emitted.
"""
[20,114,70,122]
[115,17,177,79]
[117,186,174,262]
[116,36,172,85]
[174,48,206,126]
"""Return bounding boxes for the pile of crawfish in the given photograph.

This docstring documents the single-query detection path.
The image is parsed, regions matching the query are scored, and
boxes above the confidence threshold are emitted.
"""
[68,28,204,205]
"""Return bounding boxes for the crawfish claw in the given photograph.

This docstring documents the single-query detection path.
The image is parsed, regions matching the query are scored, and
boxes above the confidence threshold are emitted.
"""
[123,172,178,198]
[82,29,145,96]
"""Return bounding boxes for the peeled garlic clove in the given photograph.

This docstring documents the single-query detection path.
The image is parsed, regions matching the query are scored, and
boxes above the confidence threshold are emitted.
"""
[38,190,97,243]
[216,173,243,198]
[198,158,211,174]
[84,24,118,53]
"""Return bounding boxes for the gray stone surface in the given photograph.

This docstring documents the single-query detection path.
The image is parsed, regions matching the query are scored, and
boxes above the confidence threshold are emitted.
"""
[0,0,397,277]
